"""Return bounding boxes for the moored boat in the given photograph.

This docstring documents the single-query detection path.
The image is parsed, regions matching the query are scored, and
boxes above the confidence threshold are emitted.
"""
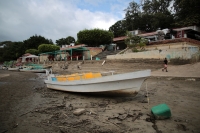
[19,67,47,73]
[25,63,52,69]
[44,69,151,93]
[19,63,52,73]
[8,67,20,71]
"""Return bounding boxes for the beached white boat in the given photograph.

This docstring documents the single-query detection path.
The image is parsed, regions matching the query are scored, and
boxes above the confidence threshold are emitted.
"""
[19,68,46,73]
[8,67,19,71]
[44,70,151,93]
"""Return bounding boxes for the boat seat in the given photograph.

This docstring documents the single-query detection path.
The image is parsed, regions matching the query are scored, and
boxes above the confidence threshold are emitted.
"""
[73,75,81,80]
[83,72,102,79]
[56,76,67,81]
[67,73,81,81]
[83,73,93,79]
[93,73,102,78]
[66,74,76,81]
[56,73,102,81]
[66,76,75,81]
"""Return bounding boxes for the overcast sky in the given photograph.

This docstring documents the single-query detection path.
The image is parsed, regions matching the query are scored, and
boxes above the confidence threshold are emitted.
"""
[0,0,139,43]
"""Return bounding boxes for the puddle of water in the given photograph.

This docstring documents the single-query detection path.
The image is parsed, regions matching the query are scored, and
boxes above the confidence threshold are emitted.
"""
[0,74,10,78]
[0,82,8,85]
[28,73,47,81]
[28,78,37,80]
[36,73,47,79]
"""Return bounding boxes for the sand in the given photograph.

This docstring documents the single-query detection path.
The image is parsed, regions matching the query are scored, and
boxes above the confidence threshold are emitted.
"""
[0,60,200,133]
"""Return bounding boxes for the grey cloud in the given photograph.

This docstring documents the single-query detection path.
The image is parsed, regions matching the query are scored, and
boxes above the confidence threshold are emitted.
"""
[0,0,121,43]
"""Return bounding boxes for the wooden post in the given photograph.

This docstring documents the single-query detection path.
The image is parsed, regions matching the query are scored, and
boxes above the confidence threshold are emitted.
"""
[102,60,105,66]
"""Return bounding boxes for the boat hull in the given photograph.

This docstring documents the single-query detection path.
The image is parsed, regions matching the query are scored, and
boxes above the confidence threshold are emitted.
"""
[45,70,151,93]
[8,68,19,71]
[46,77,146,93]
[20,69,46,73]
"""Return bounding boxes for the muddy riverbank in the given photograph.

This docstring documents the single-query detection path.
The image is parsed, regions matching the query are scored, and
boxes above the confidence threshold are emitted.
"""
[0,61,200,133]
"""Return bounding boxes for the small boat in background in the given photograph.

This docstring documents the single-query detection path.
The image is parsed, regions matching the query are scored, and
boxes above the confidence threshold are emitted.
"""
[44,70,151,93]
[2,60,15,70]
[19,67,47,73]
[8,67,20,71]
[25,63,52,69]
[19,63,52,73]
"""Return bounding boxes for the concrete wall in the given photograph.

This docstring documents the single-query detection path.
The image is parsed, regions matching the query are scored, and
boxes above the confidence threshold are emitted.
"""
[85,47,102,60]
[145,42,189,50]
[107,43,199,60]
[39,55,48,62]
[149,38,200,46]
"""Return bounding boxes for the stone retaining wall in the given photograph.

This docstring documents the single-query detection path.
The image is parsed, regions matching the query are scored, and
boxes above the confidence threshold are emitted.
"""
[149,38,200,46]
[107,39,200,63]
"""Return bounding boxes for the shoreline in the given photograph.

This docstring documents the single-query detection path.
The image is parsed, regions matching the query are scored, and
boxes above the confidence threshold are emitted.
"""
[0,62,200,133]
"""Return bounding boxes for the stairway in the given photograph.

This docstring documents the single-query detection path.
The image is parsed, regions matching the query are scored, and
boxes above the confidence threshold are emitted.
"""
[93,50,121,60]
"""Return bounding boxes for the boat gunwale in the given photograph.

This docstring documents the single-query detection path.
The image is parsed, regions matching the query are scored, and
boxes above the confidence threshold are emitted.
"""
[45,69,151,86]
[45,77,148,87]
[19,69,46,73]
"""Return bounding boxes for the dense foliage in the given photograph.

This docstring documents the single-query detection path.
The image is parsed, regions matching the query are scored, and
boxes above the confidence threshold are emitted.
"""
[77,29,114,47]
[23,35,53,50]
[0,41,24,62]
[125,31,147,52]
[109,20,127,37]
[25,49,39,55]
[109,0,200,37]
[0,35,56,62]
[56,36,75,46]
[173,0,200,26]
[38,44,60,53]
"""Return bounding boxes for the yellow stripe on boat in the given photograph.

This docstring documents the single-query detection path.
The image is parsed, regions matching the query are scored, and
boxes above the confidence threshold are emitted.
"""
[55,73,102,82]
[93,73,102,78]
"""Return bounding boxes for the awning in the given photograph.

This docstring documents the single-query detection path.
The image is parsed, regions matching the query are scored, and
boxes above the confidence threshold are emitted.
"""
[25,55,39,58]
[39,47,89,56]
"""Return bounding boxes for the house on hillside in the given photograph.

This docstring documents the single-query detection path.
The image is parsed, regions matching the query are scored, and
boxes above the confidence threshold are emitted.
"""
[0,44,6,48]
[113,25,200,50]
[17,53,39,65]
[172,25,200,40]
[109,38,200,61]
[38,44,103,62]
[108,26,200,61]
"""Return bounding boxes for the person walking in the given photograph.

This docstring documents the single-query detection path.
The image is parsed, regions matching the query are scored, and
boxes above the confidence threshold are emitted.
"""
[162,58,168,72]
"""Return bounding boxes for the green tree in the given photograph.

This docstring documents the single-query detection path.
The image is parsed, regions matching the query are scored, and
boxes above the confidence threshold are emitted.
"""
[150,12,174,31]
[77,29,114,47]
[23,35,53,50]
[0,41,12,62]
[125,31,147,52]
[109,20,127,37]
[142,0,174,30]
[56,38,67,47]
[138,14,154,32]
[25,49,39,55]
[66,36,75,44]
[124,1,141,31]
[0,41,25,61]
[124,0,174,32]
[38,44,60,53]
[15,42,25,59]
[56,36,76,46]
[0,46,3,62]
[173,0,200,26]
[142,0,172,14]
